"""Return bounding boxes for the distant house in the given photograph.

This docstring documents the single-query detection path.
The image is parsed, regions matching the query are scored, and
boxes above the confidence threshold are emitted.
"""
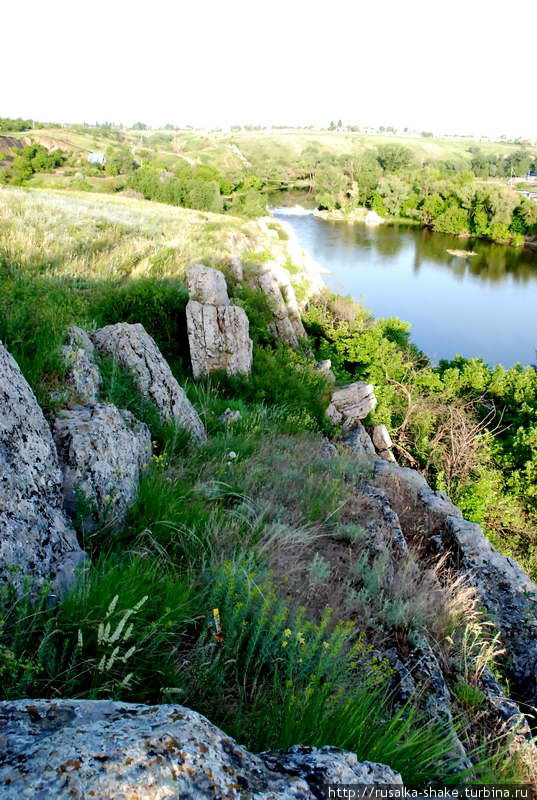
[87,152,106,166]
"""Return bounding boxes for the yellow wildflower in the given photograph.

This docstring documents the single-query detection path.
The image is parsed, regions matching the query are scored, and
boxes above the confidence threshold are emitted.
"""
[281,640,288,648]
[283,629,292,638]
[322,641,330,649]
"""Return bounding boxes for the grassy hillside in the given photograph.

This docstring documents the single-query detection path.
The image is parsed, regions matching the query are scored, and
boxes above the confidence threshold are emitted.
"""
[1,184,535,783]
[6,126,528,171]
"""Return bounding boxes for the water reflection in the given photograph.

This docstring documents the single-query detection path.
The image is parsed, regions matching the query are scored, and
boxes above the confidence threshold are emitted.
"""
[275,213,537,366]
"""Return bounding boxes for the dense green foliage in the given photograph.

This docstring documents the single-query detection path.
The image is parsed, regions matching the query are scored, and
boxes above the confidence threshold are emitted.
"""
[0,144,66,185]
[304,292,537,576]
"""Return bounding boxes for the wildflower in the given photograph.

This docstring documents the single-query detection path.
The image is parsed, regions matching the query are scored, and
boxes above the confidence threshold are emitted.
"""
[281,640,288,648]
[322,641,330,649]
[296,632,305,645]
[283,628,292,638]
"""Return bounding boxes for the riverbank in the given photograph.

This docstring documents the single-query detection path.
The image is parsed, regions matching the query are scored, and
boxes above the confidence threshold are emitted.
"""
[304,204,536,250]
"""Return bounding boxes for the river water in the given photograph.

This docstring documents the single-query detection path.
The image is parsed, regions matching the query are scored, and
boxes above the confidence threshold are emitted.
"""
[273,209,537,367]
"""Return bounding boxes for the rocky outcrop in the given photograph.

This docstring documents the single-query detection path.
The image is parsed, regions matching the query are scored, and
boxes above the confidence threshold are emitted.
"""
[60,326,101,404]
[343,422,377,457]
[373,458,537,712]
[186,265,253,377]
[91,322,206,443]
[371,424,396,462]
[0,342,84,593]
[0,699,401,799]
[327,382,377,428]
[187,263,230,306]
[53,404,152,529]
[249,261,306,348]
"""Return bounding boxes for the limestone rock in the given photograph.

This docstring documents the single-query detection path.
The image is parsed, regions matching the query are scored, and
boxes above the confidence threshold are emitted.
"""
[187,263,230,306]
[326,402,343,425]
[249,261,306,347]
[269,316,301,348]
[53,404,152,529]
[330,382,377,427]
[60,326,101,404]
[186,300,253,378]
[371,424,396,462]
[0,699,401,799]
[375,459,537,712]
[344,422,376,457]
[219,408,242,424]
[91,322,206,443]
[0,341,84,593]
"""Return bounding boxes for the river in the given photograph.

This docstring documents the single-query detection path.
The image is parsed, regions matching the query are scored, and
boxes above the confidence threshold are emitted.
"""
[273,209,537,367]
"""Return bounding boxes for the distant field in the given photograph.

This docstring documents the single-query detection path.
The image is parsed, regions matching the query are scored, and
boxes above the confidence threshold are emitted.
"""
[6,127,531,174]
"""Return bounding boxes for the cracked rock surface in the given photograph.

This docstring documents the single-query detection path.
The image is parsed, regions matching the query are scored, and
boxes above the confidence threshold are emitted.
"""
[0,699,401,799]
[54,403,152,529]
[0,341,84,593]
[91,322,206,443]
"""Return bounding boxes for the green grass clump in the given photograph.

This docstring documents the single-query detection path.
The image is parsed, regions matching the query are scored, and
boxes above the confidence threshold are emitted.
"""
[0,555,196,703]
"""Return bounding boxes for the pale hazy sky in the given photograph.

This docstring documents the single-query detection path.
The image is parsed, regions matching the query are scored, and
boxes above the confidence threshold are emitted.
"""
[4,0,535,137]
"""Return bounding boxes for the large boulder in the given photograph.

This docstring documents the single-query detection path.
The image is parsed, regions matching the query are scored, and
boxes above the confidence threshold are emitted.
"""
[0,699,401,798]
[91,323,206,443]
[60,326,101,404]
[186,265,253,378]
[187,301,253,377]
[328,382,377,428]
[53,403,152,529]
[0,342,84,593]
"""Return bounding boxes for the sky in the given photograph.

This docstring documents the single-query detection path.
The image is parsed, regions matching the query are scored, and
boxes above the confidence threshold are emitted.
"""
[3,0,536,138]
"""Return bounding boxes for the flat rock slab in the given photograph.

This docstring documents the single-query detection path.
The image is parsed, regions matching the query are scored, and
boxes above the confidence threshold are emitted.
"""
[54,403,152,529]
[0,341,84,593]
[0,699,401,799]
[91,323,206,443]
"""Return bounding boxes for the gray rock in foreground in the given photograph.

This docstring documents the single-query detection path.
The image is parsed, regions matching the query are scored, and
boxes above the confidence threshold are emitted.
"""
[53,403,152,529]
[60,326,101,404]
[0,699,401,799]
[91,322,206,442]
[0,341,84,593]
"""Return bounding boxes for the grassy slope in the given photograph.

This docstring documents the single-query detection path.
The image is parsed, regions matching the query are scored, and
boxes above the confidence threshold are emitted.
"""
[7,127,527,171]
[0,185,528,782]
[0,186,252,280]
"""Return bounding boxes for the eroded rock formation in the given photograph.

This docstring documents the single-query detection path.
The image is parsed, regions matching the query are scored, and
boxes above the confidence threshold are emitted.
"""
[53,403,152,529]
[0,342,84,593]
[0,700,401,799]
[186,264,253,377]
[91,322,206,442]
[60,326,101,405]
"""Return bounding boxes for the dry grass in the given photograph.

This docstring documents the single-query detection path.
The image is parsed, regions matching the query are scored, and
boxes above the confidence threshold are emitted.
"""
[0,187,268,282]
